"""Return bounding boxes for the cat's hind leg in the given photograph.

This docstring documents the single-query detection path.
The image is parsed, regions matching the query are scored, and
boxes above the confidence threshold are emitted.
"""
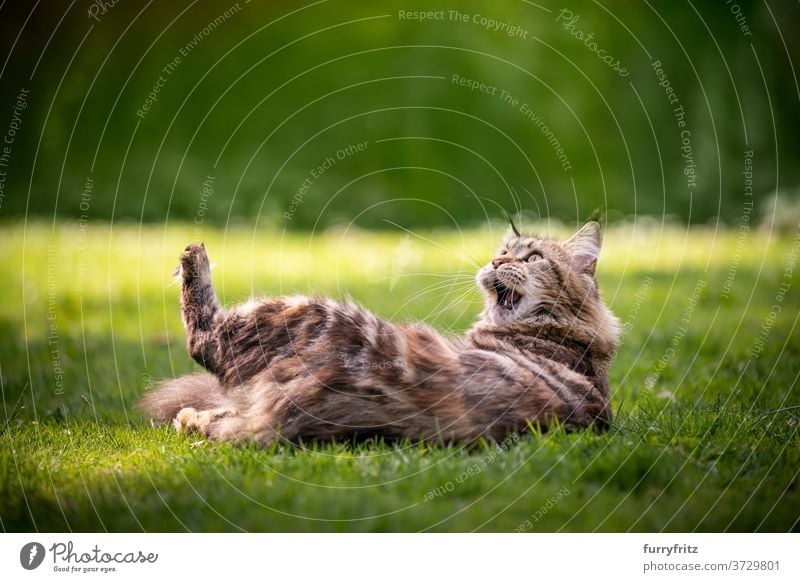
[174,406,279,445]
[173,406,238,435]
[179,243,223,374]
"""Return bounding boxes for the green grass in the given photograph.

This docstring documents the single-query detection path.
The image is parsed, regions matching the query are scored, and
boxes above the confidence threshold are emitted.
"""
[1,220,799,532]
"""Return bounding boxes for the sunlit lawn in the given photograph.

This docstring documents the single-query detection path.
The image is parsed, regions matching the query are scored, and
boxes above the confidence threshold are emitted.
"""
[1,219,798,531]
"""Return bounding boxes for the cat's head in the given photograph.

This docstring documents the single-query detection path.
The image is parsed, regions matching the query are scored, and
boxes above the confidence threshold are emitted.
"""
[476,218,620,346]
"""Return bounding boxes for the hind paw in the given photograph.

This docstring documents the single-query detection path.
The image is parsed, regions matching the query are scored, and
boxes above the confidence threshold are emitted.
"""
[174,406,237,436]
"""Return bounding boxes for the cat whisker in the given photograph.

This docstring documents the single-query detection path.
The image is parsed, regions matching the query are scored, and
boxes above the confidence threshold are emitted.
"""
[429,287,483,315]
[413,288,481,308]
[398,276,477,293]
[391,286,482,322]
[390,282,477,303]
[397,279,478,305]
[368,272,476,285]
[384,279,483,301]
[382,219,485,269]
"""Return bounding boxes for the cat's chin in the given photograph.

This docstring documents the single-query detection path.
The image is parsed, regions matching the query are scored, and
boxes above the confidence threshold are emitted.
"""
[486,299,528,326]
[487,309,518,326]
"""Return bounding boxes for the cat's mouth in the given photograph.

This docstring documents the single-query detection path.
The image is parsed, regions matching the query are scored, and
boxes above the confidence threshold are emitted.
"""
[494,281,523,311]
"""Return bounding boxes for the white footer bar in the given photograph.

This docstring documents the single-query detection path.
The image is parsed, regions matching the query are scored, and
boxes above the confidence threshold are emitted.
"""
[1,533,797,581]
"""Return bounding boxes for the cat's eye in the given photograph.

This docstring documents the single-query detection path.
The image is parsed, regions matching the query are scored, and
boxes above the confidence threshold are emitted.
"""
[527,252,543,262]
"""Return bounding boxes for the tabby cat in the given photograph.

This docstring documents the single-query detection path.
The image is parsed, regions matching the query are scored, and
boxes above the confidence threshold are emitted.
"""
[139,219,620,444]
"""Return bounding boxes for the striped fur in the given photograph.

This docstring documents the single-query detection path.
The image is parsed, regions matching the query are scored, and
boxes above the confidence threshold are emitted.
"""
[139,222,620,444]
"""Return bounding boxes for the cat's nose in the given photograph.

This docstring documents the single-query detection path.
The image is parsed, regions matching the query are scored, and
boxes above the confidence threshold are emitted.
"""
[492,256,514,269]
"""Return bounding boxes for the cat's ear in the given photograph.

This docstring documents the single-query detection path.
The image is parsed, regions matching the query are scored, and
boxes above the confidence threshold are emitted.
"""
[565,220,602,276]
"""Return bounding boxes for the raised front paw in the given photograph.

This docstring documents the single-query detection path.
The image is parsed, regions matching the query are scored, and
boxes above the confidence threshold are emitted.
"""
[179,243,210,280]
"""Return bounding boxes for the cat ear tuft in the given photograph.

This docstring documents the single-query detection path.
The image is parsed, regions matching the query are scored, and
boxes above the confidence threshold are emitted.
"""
[565,220,602,276]
[503,210,522,237]
[585,207,604,223]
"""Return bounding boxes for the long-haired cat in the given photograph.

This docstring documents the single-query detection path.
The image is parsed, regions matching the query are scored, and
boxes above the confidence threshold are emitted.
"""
[139,218,620,444]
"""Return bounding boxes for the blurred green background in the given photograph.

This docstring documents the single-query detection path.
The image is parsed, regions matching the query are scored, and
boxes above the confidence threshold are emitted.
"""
[1,0,798,228]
